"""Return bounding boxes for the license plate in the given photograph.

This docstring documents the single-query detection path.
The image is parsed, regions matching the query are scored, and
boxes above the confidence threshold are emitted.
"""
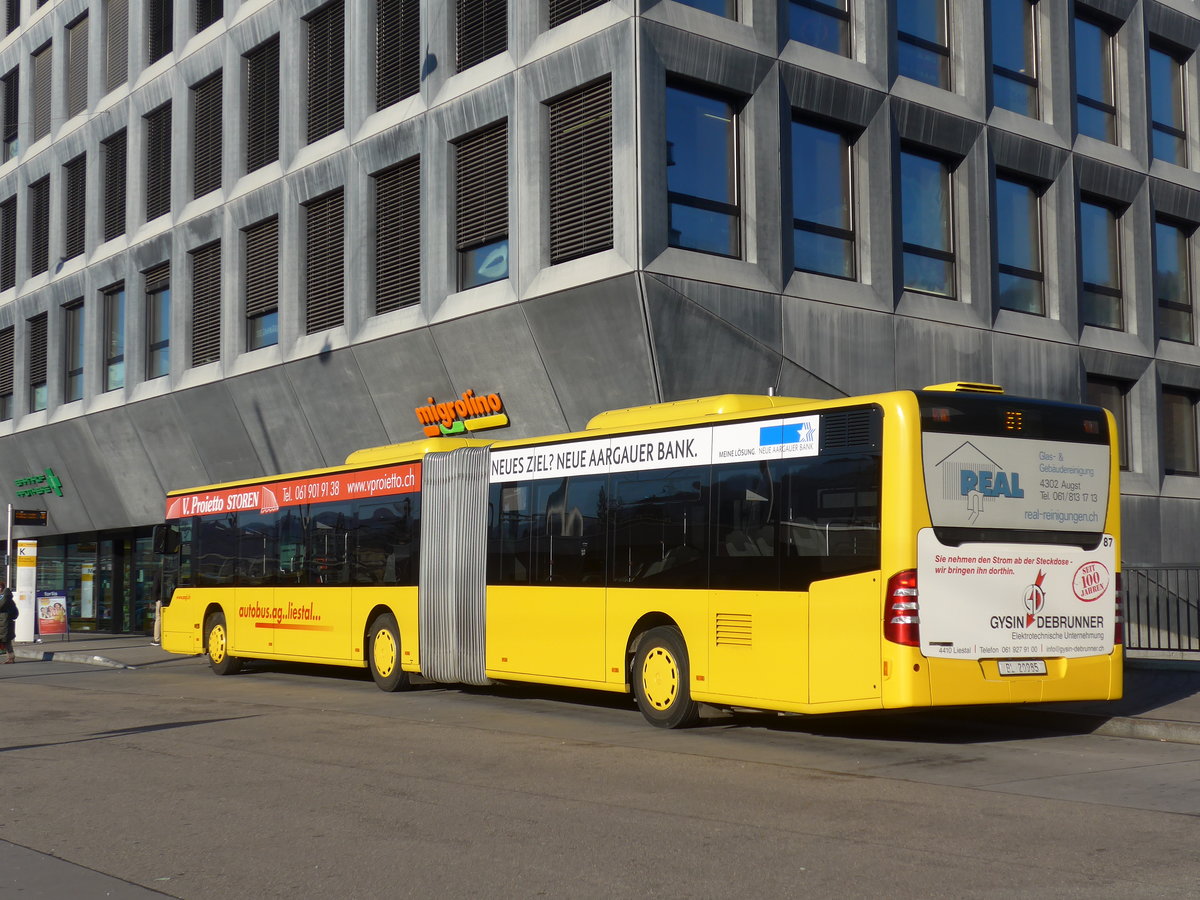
[998,660,1047,676]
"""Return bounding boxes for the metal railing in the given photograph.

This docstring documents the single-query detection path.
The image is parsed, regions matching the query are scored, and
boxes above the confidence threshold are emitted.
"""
[1123,566,1200,653]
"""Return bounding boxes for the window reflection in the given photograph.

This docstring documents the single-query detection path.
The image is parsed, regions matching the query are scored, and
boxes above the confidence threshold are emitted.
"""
[898,0,950,89]
[793,120,854,279]
[1079,198,1122,329]
[901,150,955,297]
[666,84,740,257]
[995,176,1043,315]
[990,0,1037,117]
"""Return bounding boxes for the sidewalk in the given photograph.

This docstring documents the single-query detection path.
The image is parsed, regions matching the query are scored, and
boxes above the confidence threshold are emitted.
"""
[11,634,1200,744]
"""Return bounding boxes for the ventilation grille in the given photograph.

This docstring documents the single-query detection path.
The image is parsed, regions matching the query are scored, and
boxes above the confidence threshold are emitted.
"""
[0,196,16,290]
[456,0,506,71]
[377,0,420,109]
[455,121,507,251]
[2,69,16,147]
[106,0,128,91]
[0,325,12,395]
[549,78,613,264]
[145,104,172,221]
[715,612,752,647]
[103,129,127,240]
[305,189,345,334]
[306,1,345,144]
[549,0,608,29]
[192,72,223,198]
[29,176,49,275]
[64,155,86,260]
[32,42,51,142]
[195,0,222,33]
[821,408,880,452]
[245,36,279,172]
[191,241,221,366]
[147,0,172,64]
[244,217,279,317]
[66,14,88,118]
[375,157,420,314]
[28,313,47,385]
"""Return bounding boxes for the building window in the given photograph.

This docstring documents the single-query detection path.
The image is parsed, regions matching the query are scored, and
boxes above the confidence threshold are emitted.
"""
[995,175,1043,315]
[64,301,84,403]
[195,0,222,34]
[374,160,420,314]
[1079,197,1122,329]
[245,36,280,173]
[377,0,420,110]
[548,79,613,265]
[900,149,954,297]
[28,313,47,412]
[990,0,1037,117]
[144,103,172,221]
[456,0,506,72]
[244,217,279,349]
[191,241,221,366]
[145,262,170,379]
[103,129,127,240]
[789,0,849,55]
[66,14,89,119]
[898,0,950,89]
[456,122,508,289]
[1163,388,1199,476]
[548,0,607,29]
[64,154,86,261]
[792,119,854,279]
[29,176,49,277]
[147,0,173,65]
[0,195,14,290]
[1074,13,1116,143]
[305,189,345,333]
[5,0,17,37]
[1149,45,1187,167]
[32,42,52,143]
[1086,376,1129,471]
[103,284,125,391]
[676,0,735,16]
[0,326,13,419]
[192,72,223,198]
[1156,219,1193,344]
[666,84,739,258]
[2,67,17,162]
[107,0,129,92]
[306,1,344,144]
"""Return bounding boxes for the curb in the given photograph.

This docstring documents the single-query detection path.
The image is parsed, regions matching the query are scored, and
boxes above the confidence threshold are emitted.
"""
[13,649,129,669]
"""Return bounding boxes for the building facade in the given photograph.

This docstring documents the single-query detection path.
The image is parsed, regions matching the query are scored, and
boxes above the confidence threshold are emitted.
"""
[0,0,1197,631]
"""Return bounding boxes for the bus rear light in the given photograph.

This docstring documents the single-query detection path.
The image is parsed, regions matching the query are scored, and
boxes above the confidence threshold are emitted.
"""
[1114,571,1124,645]
[884,569,920,647]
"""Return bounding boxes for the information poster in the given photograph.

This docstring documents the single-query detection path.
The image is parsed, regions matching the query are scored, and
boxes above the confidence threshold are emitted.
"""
[14,540,36,643]
[36,591,69,635]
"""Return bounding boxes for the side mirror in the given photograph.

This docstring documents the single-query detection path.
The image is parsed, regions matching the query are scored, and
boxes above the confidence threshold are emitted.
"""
[152,524,180,554]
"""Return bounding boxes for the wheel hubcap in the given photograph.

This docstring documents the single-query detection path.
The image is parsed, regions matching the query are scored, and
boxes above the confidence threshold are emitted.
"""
[374,629,397,678]
[641,646,678,711]
[210,625,226,663]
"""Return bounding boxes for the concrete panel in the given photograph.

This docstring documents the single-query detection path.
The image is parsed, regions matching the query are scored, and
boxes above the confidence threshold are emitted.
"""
[659,275,781,352]
[285,350,389,466]
[893,317,992,391]
[643,275,782,400]
[125,395,211,496]
[783,299,897,396]
[21,420,116,532]
[86,407,170,526]
[0,440,49,542]
[168,382,264,486]
[1156,496,1200,566]
[224,367,323,474]
[353,328,458,445]
[991,332,1080,401]
[522,274,657,431]
[430,306,569,440]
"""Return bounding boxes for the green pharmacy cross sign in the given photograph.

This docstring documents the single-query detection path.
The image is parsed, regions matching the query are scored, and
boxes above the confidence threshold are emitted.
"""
[14,468,63,498]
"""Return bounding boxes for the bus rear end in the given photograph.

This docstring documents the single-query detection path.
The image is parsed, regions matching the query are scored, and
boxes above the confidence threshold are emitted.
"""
[884,388,1122,708]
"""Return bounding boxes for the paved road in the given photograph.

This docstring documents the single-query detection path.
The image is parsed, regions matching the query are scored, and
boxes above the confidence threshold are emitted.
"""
[2,656,1199,899]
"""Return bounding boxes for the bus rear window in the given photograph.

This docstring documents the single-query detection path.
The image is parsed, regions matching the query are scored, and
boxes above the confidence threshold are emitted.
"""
[917,392,1109,445]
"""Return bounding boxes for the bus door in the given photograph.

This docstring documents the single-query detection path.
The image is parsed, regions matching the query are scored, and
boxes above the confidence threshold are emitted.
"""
[273,506,353,661]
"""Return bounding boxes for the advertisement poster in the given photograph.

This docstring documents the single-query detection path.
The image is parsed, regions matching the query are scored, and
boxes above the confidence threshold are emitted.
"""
[14,540,37,643]
[36,590,69,636]
[81,562,94,618]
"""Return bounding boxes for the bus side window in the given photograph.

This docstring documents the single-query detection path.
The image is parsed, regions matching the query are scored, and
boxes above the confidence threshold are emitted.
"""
[610,467,708,589]
[195,515,239,587]
[711,462,779,591]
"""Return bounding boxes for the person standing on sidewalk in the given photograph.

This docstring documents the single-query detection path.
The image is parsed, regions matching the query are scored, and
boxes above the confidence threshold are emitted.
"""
[0,578,17,663]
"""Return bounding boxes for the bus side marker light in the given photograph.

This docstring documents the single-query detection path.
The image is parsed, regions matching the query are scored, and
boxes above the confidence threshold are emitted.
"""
[883,661,890,677]
[612,667,619,673]
[696,675,705,682]
[913,664,920,672]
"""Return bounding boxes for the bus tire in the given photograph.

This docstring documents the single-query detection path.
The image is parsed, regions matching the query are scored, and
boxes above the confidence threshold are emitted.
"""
[368,613,410,692]
[633,626,700,729]
[205,611,242,676]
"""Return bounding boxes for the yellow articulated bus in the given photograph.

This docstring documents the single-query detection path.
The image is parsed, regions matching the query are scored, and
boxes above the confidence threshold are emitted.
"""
[158,382,1122,728]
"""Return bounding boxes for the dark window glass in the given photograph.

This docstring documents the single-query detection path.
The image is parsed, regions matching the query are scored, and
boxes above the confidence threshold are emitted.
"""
[305,189,345,333]
[2,67,17,162]
[900,149,954,297]
[676,0,735,17]
[374,159,420,313]
[29,176,49,276]
[990,0,1037,117]
[103,285,125,391]
[64,301,84,403]
[194,515,238,587]
[245,37,280,172]
[236,511,280,587]
[995,175,1043,315]
[611,466,708,589]
[64,154,87,260]
[792,119,854,278]
[28,313,47,412]
[789,0,849,55]
[66,15,89,119]
[1075,14,1116,143]
[145,263,171,379]
[107,0,129,92]
[103,129,127,240]
[548,79,613,264]
[191,241,221,366]
[898,0,950,88]
[1079,198,1122,329]
[307,501,355,586]
[548,0,607,30]
[1163,388,1199,476]
[1156,219,1193,343]
[666,84,739,257]
[195,0,222,33]
[192,72,223,198]
[456,0,506,71]
[0,196,15,290]
[1149,46,1186,166]
[376,0,420,109]
[32,43,52,142]
[455,122,508,289]
[245,217,279,348]
[1085,377,1129,471]
[147,0,173,64]
[144,103,172,221]
[355,496,421,586]
[306,1,345,143]
[5,0,17,37]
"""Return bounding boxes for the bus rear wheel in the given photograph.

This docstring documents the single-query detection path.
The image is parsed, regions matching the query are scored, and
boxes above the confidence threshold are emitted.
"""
[205,611,242,676]
[633,626,700,729]
[368,613,411,692]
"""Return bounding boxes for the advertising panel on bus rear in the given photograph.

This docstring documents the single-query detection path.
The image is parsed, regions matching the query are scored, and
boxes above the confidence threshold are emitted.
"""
[916,529,1116,659]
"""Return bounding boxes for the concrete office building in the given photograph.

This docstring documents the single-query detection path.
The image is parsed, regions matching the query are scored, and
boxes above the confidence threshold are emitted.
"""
[0,0,1196,631]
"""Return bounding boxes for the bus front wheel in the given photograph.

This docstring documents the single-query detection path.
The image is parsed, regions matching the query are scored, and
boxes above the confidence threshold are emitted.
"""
[633,626,700,729]
[205,611,242,676]
[368,613,411,692]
